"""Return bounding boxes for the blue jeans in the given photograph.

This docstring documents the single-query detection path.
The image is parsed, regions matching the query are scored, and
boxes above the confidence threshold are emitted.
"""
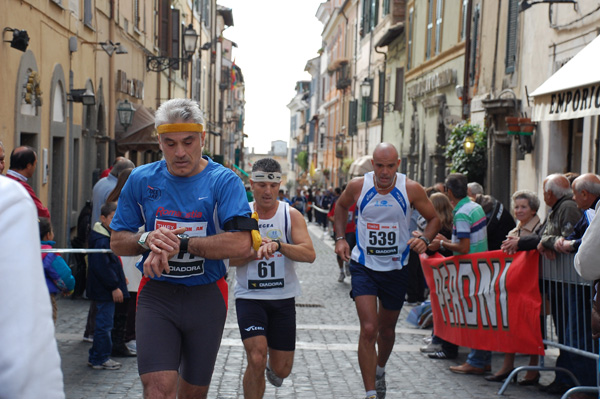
[466,349,491,369]
[88,301,115,365]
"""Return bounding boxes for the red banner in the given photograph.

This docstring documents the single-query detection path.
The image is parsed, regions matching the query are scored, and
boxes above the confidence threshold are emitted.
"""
[420,250,544,355]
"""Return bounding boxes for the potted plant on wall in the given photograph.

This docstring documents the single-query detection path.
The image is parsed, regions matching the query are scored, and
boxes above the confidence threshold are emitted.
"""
[444,122,487,185]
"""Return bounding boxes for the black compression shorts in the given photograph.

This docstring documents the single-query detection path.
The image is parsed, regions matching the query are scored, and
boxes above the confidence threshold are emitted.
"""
[136,279,227,386]
[236,297,296,351]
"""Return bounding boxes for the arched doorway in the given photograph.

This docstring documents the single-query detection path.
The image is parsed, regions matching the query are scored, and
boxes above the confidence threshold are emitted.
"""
[49,65,68,247]
[14,51,42,192]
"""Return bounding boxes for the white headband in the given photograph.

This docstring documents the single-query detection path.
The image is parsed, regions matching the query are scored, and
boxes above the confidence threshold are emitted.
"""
[251,171,282,183]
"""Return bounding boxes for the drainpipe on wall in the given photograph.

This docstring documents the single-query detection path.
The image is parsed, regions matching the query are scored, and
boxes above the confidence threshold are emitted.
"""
[462,0,473,120]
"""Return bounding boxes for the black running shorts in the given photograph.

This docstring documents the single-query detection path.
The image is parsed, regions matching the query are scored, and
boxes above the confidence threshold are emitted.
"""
[236,297,296,351]
[136,279,227,386]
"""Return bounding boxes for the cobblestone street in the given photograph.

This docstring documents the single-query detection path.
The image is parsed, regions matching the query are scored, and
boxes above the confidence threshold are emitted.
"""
[56,224,559,398]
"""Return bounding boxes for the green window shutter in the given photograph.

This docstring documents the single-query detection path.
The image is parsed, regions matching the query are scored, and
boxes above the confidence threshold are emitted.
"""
[377,71,385,119]
[505,0,518,74]
[171,9,180,70]
[394,67,404,112]
[349,100,358,136]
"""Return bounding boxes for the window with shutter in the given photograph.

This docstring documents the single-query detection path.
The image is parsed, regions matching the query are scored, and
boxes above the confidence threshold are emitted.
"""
[383,0,390,16]
[349,100,358,136]
[371,0,379,29]
[362,0,371,36]
[435,0,443,55]
[395,68,403,112]
[84,0,93,28]
[377,71,385,119]
[159,0,170,57]
[505,0,518,74]
[470,4,480,85]
[171,9,180,70]
[407,8,413,70]
[134,0,140,30]
[426,0,434,60]
[460,0,468,40]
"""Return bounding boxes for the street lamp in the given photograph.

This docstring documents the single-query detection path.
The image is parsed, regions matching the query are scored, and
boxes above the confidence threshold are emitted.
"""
[182,24,199,55]
[117,99,136,131]
[359,77,394,112]
[146,24,198,72]
[463,134,475,155]
[68,88,96,105]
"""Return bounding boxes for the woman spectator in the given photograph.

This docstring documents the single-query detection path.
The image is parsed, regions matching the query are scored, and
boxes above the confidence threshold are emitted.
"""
[487,190,543,384]
[419,193,456,356]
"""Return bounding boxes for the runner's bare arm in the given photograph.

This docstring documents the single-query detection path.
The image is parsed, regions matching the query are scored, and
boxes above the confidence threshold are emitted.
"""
[334,178,362,262]
[188,231,254,260]
[111,227,184,256]
[258,208,315,263]
[406,179,441,254]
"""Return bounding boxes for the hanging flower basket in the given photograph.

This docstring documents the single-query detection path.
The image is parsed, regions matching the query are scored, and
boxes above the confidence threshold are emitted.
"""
[505,117,520,135]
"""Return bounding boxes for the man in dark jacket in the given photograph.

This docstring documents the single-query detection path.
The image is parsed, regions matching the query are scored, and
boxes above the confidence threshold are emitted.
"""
[87,202,129,370]
[474,194,516,250]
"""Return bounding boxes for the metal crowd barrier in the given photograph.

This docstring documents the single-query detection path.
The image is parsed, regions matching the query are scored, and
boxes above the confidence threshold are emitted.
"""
[499,252,599,398]
[40,248,113,253]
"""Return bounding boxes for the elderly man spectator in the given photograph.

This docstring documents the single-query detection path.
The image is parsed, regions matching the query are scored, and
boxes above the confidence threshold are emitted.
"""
[544,173,600,396]
[91,158,135,226]
[554,173,600,254]
[6,146,50,218]
[536,173,583,395]
[467,182,484,200]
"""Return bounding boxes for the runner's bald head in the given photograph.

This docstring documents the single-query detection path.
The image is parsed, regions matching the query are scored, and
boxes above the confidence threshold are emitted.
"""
[373,143,399,161]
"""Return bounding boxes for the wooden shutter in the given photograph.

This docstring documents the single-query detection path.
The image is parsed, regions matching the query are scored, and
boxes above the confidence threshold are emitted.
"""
[171,9,180,70]
[159,0,169,57]
[349,100,358,136]
[377,71,385,119]
[505,0,518,74]
[395,68,403,112]
[84,0,93,27]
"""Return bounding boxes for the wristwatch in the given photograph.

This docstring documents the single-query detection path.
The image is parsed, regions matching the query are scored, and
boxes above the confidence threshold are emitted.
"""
[177,234,190,253]
[272,239,281,252]
[418,236,431,246]
[335,236,346,241]
[272,239,282,252]
[138,232,150,250]
[440,240,445,250]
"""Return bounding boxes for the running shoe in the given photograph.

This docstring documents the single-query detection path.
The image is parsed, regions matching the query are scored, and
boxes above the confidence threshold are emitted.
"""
[265,365,283,387]
[338,271,345,282]
[376,373,386,399]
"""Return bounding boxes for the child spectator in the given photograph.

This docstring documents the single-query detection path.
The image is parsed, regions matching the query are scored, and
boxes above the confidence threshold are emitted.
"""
[86,201,128,370]
[39,217,76,324]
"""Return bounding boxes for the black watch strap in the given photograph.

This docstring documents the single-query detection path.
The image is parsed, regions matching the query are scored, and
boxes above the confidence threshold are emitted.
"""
[418,236,431,246]
[177,234,189,253]
[272,239,281,252]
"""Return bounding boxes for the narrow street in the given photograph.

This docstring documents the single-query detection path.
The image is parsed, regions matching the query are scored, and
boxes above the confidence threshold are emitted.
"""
[56,224,558,398]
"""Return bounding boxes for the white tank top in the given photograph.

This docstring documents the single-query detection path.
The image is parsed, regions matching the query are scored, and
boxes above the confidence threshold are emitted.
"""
[351,172,412,271]
[234,201,301,299]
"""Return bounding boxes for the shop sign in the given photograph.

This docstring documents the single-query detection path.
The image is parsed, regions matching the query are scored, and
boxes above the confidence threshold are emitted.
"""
[116,70,144,99]
[532,84,600,122]
[407,69,456,100]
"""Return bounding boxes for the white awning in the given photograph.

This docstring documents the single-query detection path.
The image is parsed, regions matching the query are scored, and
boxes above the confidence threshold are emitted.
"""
[530,35,600,122]
[348,155,373,177]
